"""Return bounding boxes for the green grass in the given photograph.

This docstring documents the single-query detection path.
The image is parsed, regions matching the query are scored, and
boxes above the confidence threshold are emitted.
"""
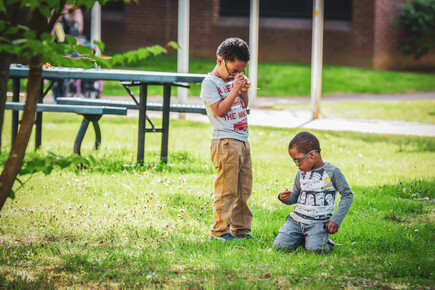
[271,99,435,124]
[0,111,434,288]
[98,54,435,97]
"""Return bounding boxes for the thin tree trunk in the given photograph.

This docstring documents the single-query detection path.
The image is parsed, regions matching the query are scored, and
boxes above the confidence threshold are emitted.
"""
[0,5,48,210]
[0,3,20,152]
[0,57,42,210]
[0,52,11,152]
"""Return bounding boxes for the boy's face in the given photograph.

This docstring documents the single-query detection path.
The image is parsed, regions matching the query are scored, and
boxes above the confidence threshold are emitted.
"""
[217,58,248,82]
[289,147,317,172]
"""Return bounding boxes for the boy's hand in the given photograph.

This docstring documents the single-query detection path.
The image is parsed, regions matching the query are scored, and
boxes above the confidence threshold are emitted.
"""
[279,189,292,202]
[233,74,246,90]
[327,221,339,234]
[241,76,251,92]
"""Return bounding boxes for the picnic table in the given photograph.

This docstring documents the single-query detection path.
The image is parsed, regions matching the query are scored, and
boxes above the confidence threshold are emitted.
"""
[8,64,207,164]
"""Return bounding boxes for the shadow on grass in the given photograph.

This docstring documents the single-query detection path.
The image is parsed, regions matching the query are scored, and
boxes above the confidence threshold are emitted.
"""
[0,150,213,176]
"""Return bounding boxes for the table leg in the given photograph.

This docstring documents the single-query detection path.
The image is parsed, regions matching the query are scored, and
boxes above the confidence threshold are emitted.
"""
[35,111,42,149]
[74,119,90,155]
[161,84,171,163]
[11,78,20,145]
[35,79,44,149]
[137,85,148,165]
[92,119,101,150]
[74,115,102,155]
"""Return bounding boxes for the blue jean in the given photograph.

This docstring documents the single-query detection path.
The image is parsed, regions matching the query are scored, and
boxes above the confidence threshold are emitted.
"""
[273,215,331,253]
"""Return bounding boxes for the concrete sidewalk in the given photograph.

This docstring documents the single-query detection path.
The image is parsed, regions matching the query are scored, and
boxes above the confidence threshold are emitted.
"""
[144,92,435,137]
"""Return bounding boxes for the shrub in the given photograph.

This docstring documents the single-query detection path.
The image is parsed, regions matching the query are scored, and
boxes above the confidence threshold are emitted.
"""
[395,0,435,59]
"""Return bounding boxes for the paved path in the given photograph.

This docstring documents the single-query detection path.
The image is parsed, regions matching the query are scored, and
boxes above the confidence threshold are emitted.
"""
[40,92,434,137]
[143,92,435,137]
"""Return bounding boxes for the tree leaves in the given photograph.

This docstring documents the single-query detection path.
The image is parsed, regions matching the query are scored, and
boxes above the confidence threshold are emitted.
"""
[0,0,177,69]
[396,0,435,59]
[19,152,93,176]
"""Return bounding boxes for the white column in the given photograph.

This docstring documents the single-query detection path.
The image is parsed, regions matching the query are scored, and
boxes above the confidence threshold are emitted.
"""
[249,0,260,107]
[177,0,190,106]
[310,0,324,119]
[91,2,101,43]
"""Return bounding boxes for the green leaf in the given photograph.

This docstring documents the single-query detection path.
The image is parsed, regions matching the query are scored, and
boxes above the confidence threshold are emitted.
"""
[5,26,19,35]
[9,190,15,200]
[17,24,29,31]
[12,38,26,45]
[167,41,180,49]
[39,6,52,18]
[0,0,5,13]
[40,32,52,42]
[93,40,105,52]
[110,54,124,65]
[149,45,167,56]
[65,35,78,45]
[23,30,36,39]
[75,44,92,55]
[125,50,137,63]
[0,20,6,32]
[136,48,150,60]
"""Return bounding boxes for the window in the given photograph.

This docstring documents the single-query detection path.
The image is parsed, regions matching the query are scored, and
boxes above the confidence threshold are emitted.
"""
[220,0,352,21]
[101,0,125,20]
[102,1,125,13]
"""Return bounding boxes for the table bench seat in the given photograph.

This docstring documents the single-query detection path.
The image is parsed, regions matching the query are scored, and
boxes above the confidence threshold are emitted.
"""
[6,102,128,116]
[56,97,208,115]
[5,101,127,155]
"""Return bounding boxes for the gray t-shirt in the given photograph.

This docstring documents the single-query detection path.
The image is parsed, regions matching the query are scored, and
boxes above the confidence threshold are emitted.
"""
[200,73,249,141]
[280,162,353,226]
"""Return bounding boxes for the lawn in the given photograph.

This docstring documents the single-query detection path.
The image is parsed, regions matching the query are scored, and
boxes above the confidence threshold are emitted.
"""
[99,55,435,97]
[271,99,435,124]
[0,111,434,288]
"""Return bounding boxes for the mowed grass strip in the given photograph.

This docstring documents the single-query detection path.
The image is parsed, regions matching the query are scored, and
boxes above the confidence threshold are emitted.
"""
[99,55,435,97]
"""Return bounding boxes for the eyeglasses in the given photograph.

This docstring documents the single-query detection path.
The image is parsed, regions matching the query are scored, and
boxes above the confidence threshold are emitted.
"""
[221,58,245,78]
[292,149,321,166]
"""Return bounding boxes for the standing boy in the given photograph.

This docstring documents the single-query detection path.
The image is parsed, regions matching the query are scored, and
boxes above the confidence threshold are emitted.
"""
[273,131,353,252]
[200,37,253,241]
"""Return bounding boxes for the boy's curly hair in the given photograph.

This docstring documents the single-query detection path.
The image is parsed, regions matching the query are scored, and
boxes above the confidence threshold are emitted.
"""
[216,37,250,62]
[289,131,321,154]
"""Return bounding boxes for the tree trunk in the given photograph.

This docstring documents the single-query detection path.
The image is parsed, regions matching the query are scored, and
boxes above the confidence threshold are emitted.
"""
[0,58,42,210]
[0,52,12,152]
[0,3,20,152]
[0,6,47,211]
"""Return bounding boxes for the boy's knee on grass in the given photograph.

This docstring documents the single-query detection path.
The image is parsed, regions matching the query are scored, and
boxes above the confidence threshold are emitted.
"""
[305,243,331,254]
[273,235,299,251]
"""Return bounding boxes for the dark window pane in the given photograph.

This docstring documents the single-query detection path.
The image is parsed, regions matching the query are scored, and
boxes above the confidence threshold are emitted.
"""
[220,0,352,21]
[102,0,125,12]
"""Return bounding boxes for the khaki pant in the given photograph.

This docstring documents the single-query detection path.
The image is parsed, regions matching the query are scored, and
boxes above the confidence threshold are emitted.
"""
[210,138,253,238]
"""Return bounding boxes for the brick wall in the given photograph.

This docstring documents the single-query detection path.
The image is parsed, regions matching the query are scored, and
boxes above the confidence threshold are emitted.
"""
[84,0,435,70]
[373,0,435,70]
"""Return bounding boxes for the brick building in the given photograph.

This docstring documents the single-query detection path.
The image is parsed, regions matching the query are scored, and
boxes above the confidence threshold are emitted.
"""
[84,0,435,70]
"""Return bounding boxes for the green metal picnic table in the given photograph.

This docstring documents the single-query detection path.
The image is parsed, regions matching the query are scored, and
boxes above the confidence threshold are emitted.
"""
[8,64,207,164]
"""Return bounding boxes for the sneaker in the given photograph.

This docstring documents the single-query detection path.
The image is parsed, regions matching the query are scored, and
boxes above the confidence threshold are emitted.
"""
[242,234,255,239]
[327,238,336,248]
[210,233,236,241]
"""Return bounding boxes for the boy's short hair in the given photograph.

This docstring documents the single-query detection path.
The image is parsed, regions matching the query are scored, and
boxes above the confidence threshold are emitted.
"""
[289,131,321,154]
[216,37,250,62]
